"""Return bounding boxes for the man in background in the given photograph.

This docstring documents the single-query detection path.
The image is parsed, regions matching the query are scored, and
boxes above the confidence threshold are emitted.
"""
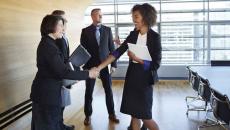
[80,8,119,126]
[52,10,75,130]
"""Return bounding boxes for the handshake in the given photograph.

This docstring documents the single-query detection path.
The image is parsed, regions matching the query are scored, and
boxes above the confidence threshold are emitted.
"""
[88,67,100,79]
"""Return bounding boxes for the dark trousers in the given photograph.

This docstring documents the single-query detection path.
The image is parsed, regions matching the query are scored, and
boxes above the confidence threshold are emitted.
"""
[31,102,63,130]
[84,67,115,117]
[60,107,65,129]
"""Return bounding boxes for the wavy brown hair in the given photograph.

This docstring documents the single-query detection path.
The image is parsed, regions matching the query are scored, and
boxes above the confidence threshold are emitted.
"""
[131,3,157,27]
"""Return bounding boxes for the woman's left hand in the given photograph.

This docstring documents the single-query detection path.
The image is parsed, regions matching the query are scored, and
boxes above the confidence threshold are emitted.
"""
[128,50,136,60]
[128,50,144,64]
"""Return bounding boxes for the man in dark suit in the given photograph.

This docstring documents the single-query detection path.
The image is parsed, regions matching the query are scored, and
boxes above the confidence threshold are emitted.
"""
[52,10,74,130]
[80,8,119,125]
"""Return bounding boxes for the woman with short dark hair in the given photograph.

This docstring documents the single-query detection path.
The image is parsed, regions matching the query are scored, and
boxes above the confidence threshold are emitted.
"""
[30,15,98,130]
[97,3,161,130]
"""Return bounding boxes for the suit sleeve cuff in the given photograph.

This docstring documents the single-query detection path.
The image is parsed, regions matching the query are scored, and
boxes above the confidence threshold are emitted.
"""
[143,60,151,70]
[111,51,120,58]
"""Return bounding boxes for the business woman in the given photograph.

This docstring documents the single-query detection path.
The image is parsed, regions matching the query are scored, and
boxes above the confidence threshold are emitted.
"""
[30,15,98,130]
[97,3,162,130]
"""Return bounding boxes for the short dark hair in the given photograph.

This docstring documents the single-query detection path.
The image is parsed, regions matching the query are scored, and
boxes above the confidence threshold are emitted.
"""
[51,10,65,16]
[131,3,157,27]
[91,8,101,15]
[51,10,67,23]
[40,15,64,36]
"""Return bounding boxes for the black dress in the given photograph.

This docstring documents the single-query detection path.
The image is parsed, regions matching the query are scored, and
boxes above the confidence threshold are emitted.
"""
[121,62,153,119]
[112,29,162,119]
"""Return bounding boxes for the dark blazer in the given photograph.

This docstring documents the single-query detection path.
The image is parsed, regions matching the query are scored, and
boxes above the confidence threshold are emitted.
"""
[30,35,89,106]
[80,24,117,69]
[56,37,80,72]
[115,29,162,85]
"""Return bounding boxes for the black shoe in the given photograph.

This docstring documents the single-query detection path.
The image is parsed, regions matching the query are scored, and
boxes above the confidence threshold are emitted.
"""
[64,124,75,130]
[141,125,147,130]
[84,116,91,126]
[127,125,147,130]
[127,125,132,130]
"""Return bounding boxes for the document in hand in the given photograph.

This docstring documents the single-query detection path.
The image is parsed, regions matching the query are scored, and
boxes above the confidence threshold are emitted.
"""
[69,44,91,67]
[127,43,152,61]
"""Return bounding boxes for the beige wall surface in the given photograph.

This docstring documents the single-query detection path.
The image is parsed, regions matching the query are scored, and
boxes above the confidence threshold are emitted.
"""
[0,0,92,113]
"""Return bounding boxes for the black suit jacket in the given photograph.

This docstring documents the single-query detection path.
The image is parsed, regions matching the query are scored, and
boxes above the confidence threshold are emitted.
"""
[30,35,89,106]
[115,29,162,85]
[56,37,80,71]
[80,24,117,69]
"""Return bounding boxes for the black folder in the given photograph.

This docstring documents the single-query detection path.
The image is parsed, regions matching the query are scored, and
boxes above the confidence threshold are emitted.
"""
[62,45,91,87]
[69,44,91,67]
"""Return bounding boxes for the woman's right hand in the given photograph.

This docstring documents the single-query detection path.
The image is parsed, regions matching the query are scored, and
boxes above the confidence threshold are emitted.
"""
[113,36,121,45]
[89,67,99,79]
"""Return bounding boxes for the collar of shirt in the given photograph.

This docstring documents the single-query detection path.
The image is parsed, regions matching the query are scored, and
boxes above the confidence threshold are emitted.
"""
[136,32,147,46]
[93,24,101,29]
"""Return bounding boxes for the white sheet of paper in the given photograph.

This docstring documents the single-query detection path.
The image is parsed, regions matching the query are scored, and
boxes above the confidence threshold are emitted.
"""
[128,43,152,61]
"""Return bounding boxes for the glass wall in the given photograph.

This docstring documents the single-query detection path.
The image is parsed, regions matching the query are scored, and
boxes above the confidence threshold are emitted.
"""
[83,0,230,65]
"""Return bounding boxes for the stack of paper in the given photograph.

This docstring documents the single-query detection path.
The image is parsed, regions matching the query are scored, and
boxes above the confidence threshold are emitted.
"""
[128,43,151,61]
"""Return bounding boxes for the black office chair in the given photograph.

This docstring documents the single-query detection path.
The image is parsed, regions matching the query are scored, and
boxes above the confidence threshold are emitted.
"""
[198,78,215,123]
[185,67,207,116]
[211,60,230,66]
[208,90,230,129]
[187,66,199,91]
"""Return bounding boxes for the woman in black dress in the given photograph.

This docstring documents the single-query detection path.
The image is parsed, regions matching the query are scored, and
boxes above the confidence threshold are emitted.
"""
[97,3,162,130]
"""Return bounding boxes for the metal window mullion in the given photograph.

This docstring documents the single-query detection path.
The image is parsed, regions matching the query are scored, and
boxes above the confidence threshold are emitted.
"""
[207,0,211,63]
[159,0,162,40]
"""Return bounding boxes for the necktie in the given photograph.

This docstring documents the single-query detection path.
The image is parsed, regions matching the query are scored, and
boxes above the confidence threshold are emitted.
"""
[95,26,100,45]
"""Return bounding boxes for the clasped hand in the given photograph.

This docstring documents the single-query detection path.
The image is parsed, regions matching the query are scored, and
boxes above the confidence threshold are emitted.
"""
[89,67,100,79]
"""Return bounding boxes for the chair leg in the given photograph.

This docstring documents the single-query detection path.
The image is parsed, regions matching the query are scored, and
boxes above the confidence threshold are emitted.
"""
[199,119,229,130]
[198,123,219,130]
[186,96,204,107]
[185,96,207,116]
[205,108,215,124]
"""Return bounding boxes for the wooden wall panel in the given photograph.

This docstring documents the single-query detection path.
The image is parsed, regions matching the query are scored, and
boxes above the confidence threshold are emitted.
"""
[0,0,92,113]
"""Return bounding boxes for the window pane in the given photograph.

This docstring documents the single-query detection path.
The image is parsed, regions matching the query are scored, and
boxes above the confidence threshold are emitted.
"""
[161,2,204,11]
[211,25,230,36]
[162,50,208,64]
[211,38,230,49]
[210,1,230,10]
[84,0,230,65]
[211,50,230,60]
[209,1,230,21]
[117,14,132,23]
[210,12,230,21]
[162,13,205,22]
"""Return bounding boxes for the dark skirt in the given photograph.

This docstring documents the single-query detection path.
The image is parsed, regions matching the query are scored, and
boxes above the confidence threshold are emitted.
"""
[31,102,63,130]
[120,62,153,119]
